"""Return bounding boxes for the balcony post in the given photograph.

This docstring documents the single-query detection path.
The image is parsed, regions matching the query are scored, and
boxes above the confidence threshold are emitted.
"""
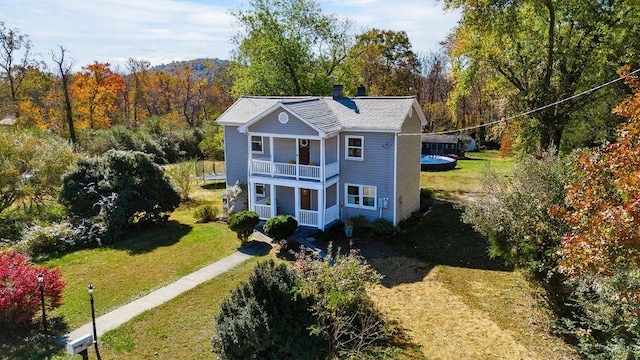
[294,186,300,222]
[319,187,325,229]
[320,138,325,181]
[270,184,276,217]
[270,137,274,176]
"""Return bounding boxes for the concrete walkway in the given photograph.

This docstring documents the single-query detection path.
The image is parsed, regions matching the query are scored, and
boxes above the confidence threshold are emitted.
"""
[61,237,272,345]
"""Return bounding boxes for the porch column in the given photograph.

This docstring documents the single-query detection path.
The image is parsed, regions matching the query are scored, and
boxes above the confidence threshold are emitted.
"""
[295,138,300,180]
[336,135,340,173]
[294,186,300,223]
[269,136,275,177]
[320,138,325,181]
[319,187,325,230]
[270,184,276,217]
[248,180,255,212]
[247,134,252,177]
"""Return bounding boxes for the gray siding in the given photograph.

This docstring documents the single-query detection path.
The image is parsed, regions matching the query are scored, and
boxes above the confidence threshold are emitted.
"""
[396,111,421,223]
[325,136,338,163]
[326,183,338,207]
[339,132,396,224]
[224,126,248,187]
[273,138,296,163]
[250,109,319,137]
[275,186,295,216]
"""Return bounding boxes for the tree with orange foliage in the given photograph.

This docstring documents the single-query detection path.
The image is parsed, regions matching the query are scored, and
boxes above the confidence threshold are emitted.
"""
[70,62,125,129]
[555,70,640,278]
[550,70,640,358]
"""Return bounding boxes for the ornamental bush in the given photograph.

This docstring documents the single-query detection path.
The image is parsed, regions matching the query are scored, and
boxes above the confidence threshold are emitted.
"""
[211,260,322,360]
[263,215,298,241]
[194,205,219,223]
[0,249,65,328]
[370,218,395,237]
[227,211,259,242]
[59,150,181,242]
[17,222,78,258]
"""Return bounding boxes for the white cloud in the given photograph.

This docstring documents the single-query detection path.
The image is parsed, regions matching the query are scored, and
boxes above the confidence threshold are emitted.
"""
[0,0,459,72]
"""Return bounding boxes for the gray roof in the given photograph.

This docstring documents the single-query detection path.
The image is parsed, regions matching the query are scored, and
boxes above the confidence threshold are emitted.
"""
[421,134,459,144]
[217,95,423,134]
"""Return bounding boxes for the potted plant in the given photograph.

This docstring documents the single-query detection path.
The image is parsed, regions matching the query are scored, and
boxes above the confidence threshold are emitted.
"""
[344,217,354,238]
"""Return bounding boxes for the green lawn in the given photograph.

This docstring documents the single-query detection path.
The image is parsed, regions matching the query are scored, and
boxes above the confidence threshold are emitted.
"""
[373,150,579,359]
[421,150,515,202]
[44,183,237,330]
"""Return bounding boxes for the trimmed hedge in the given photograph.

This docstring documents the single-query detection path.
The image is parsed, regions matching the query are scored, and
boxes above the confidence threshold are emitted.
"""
[228,211,259,242]
[263,215,298,241]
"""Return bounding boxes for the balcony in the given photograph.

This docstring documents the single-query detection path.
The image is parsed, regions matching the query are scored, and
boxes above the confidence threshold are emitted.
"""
[251,159,339,181]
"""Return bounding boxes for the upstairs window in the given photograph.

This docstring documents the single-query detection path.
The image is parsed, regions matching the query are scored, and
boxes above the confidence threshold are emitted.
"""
[251,136,263,154]
[345,135,364,160]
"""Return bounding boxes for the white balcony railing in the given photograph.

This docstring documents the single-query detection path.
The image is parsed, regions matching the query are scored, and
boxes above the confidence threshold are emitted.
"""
[255,203,272,220]
[251,159,339,181]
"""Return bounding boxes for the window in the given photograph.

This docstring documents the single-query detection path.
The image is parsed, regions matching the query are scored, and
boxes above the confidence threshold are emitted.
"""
[345,136,364,160]
[345,184,376,209]
[255,183,265,197]
[251,136,263,153]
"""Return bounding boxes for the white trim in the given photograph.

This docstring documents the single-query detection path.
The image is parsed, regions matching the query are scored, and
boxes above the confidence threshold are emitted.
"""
[246,131,323,140]
[222,126,229,186]
[251,135,264,154]
[344,183,377,209]
[238,103,327,137]
[248,174,339,190]
[345,135,364,161]
[393,133,398,226]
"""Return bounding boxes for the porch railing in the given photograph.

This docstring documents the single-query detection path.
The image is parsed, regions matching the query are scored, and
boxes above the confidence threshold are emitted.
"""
[255,204,272,220]
[324,204,339,225]
[251,159,339,181]
[298,210,318,227]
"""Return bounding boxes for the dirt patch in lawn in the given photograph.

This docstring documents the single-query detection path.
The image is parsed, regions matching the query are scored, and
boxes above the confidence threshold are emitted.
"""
[368,257,539,360]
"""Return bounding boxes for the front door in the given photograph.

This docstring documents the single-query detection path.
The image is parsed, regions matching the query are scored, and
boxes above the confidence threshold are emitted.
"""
[300,188,311,210]
[299,139,310,165]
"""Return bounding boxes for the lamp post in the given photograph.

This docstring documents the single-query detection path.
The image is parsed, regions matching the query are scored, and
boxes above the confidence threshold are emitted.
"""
[37,273,48,339]
[88,284,101,360]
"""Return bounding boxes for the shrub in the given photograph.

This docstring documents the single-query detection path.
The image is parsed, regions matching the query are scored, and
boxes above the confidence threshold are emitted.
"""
[194,205,219,223]
[59,150,181,242]
[371,218,395,237]
[462,148,568,279]
[293,246,388,357]
[212,260,322,360]
[227,211,259,242]
[166,159,197,201]
[263,215,298,241]
[0,249,65,329]
[17,223,77,258]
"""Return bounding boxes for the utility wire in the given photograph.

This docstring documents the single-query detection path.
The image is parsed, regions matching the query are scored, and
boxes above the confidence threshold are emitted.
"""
[406,68,640,136]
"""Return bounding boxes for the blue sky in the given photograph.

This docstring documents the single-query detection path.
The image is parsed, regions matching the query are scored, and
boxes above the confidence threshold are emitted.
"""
[0,0,460,71]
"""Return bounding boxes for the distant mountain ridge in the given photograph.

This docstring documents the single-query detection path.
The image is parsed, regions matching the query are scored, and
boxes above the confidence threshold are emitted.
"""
[151,58,229,78]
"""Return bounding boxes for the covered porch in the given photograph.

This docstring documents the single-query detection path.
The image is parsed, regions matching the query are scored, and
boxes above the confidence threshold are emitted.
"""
[249,179,340,229]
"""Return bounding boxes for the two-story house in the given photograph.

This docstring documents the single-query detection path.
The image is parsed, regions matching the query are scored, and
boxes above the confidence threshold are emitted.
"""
[216,85,426,230]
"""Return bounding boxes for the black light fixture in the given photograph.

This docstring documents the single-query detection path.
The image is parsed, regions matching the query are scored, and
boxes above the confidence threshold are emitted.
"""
[37,273,48,339]
[88,284,101,360]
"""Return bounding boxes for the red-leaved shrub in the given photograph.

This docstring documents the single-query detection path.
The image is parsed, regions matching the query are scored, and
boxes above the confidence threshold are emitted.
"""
[0,249,65,327]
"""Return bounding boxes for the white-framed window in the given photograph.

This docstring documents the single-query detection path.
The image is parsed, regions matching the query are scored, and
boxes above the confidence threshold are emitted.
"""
[255,183,266,197]
[345,184,376,209]
[345,135,364,160]
[251,136,263,153]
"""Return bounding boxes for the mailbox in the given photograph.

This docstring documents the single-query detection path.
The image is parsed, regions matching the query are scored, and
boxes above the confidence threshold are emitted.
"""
[66,333,93,355]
